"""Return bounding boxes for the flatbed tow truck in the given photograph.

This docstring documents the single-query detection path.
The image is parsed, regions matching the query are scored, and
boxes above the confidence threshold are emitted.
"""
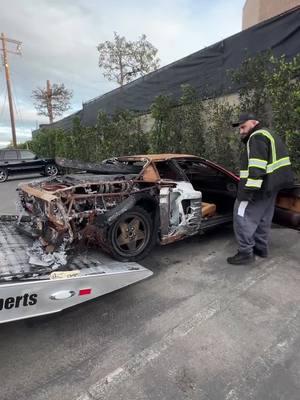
[0,215,152,324]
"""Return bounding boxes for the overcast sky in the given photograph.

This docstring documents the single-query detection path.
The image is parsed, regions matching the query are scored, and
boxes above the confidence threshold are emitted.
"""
[0,0,245,147]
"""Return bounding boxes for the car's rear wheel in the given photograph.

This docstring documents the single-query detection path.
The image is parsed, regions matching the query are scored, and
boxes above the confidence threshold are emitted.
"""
[0,168,8,182]
[108,206,155,261]
[45,164,58,177]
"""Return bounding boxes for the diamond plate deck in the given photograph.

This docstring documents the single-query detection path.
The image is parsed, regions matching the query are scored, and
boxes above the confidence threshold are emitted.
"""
[0,219,147,281]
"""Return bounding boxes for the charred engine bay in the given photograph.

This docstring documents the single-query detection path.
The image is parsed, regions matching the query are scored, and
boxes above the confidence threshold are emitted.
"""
[17,173,158,265]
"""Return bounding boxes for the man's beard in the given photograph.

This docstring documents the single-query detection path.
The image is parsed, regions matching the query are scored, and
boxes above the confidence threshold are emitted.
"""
[241,123,261,142]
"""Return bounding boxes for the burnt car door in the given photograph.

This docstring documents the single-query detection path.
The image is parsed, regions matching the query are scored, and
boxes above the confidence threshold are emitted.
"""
[175,159,237,214]
[154,160,203,244]
[176,158,300,230]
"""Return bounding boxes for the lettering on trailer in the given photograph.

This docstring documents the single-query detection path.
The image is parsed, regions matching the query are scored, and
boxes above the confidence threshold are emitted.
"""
[0,294,38,311]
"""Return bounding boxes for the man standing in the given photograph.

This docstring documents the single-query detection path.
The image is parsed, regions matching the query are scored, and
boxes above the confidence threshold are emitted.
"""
[227,112,294,265]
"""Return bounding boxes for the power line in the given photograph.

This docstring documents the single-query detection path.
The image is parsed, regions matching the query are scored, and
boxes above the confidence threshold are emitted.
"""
[8,64,29,128]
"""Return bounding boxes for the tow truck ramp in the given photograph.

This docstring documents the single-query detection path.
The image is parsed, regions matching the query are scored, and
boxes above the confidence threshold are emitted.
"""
[0,217,152,324]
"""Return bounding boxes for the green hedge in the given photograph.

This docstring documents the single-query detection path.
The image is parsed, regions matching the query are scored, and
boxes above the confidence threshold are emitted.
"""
[25,53,300,176]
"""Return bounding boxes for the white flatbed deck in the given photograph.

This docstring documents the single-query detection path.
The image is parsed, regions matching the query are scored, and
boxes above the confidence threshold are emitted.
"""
[0,217,152,323]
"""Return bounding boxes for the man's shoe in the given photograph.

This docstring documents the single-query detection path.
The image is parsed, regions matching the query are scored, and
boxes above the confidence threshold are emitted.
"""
[253,247,268,258]
[227,251,255,265]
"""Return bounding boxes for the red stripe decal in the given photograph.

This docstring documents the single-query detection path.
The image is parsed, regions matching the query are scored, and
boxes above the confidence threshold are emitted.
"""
[79,288,92,296]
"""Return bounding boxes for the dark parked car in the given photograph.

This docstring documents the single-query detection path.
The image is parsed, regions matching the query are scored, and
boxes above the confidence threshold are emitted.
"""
[0,149,58,182]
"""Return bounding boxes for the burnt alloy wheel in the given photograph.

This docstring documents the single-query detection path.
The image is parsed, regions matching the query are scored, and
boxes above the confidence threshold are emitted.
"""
[108,206,155,261]
[0,168,8,183]
[45,164,58,177]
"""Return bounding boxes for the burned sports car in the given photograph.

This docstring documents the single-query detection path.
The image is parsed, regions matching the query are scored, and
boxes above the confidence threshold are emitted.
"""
[18,154,300,261]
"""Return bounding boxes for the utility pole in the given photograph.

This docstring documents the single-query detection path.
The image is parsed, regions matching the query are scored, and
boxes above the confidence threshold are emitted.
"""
[46,80,54,124]
[0,33,22,148]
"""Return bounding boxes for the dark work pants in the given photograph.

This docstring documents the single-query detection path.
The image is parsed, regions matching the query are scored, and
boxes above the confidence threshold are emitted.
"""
[233,192,278,255]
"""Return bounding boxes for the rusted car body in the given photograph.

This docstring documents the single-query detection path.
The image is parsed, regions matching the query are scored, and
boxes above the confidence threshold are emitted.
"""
[17,154,300,261]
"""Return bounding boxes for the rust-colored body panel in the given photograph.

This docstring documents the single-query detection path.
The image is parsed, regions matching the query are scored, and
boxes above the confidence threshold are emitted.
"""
[119,154,200,162]
[19,184,57,202]
[142,164,160,182]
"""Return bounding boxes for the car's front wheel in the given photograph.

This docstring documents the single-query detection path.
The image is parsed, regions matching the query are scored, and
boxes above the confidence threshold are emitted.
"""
[45,164,58,177]
[107,206,156,261]
[0,168,8,182]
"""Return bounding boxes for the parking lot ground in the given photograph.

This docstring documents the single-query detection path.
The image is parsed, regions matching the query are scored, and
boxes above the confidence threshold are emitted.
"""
[0,174,42,215]
[0,177,299,400]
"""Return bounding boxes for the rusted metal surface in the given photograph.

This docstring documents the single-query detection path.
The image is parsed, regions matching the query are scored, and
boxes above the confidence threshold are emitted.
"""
[16,156,214,259]
[142,164,160,182]
[77,224,108,252]
[18,169,159,259]
[118,154,200,162]
[160,232,187,245]
[18,184,57,202]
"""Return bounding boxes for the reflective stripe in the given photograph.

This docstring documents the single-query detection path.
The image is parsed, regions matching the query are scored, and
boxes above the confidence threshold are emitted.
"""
[247,130,276,164]
[240,170,248,178]
[253,130,276,163]
[245,178,263,188]
[244,130,290,186]
[248,158,267,170]
[266,157,291,173]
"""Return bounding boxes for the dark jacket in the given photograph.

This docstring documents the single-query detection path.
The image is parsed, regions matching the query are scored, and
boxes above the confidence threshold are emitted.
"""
[237,126,294,201]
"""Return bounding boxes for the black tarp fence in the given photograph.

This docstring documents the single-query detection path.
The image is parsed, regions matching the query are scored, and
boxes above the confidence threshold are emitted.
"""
[43,6,300,132]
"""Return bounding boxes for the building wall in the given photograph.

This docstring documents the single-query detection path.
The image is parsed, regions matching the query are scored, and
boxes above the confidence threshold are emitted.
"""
[243,0,300,29]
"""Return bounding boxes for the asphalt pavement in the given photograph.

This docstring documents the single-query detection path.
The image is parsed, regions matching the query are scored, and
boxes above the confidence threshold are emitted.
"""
[0,175,299,400]
[0,173,42,215]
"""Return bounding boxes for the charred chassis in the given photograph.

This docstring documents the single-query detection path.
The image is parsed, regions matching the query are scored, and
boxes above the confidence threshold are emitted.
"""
[17,154,300,262]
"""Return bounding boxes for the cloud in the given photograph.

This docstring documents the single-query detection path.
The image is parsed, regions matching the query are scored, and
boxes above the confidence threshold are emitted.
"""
[0,126,32,148]
[0,0,244,140]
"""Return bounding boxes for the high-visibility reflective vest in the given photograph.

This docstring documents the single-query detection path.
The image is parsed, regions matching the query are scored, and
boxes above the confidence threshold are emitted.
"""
[238,128,294,197]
